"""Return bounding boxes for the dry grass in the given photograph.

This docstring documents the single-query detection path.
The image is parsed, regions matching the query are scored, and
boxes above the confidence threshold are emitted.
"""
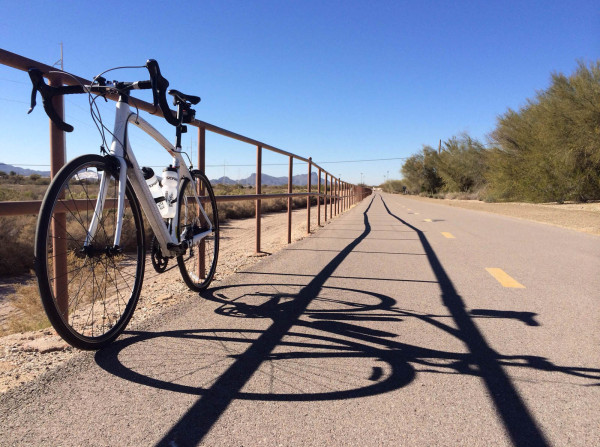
[218,196,316,221]
[0,183,318,276]
[0,280,50,336]
[0,215,38,276]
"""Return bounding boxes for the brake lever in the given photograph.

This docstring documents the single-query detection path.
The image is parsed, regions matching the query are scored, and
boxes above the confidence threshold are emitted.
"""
[26,68,74,132]
[27,68,45,114]
[27,84,37,114]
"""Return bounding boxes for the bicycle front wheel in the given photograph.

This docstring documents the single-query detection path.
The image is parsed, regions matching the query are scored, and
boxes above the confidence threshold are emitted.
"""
[177,171,219,291]
[34,154,145,350]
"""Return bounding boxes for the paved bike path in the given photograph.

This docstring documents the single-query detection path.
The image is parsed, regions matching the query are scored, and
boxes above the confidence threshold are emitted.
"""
[1,193,599,446]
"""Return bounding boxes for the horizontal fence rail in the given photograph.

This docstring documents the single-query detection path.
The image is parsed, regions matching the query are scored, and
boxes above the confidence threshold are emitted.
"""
[0,48,372,253]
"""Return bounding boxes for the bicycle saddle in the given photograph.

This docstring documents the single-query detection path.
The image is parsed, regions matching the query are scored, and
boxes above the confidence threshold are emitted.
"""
[168,89,200,105]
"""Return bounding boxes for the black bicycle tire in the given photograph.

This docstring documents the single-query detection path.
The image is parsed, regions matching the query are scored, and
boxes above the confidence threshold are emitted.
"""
[34,154,145,350]
[176,171,219,291]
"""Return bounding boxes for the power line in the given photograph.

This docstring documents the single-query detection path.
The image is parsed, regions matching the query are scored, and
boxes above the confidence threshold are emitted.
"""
[0,77,29,85]
[0,164,51,167]
[315,156,408,164]
[0,97,29,105]
[206,156,409,168]
[3,155,409,169]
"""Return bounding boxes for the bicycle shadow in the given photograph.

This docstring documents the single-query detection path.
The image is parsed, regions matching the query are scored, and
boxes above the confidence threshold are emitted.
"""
[94,194,599,447]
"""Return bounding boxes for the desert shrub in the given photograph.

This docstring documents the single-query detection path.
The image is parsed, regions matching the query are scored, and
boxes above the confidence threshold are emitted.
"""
[401,146,444,195]
[2,280,50,335]
[488,60,600,203]
[437,134,488,193]
[0,215,37,276]
[217,195,314,221]
[381,180,405,194]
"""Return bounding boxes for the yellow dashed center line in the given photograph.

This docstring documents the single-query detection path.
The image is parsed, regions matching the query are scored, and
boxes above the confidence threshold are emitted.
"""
[486,268,525,288]
[441,232,455,238]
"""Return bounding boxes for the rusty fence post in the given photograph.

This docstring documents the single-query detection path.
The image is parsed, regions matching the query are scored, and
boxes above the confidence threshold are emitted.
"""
[332,178,335,217]
[198,126,206,279]
[339,180,342,213]
[340,181,343,213]
[256,145,262,254]
[329,174,332,220]
[317,168,322,226]
[329,175,333,219]
[48,74,68,318]
[287,156,293,244]
[347,182,350,209]
[324,173,328,222]
[346,182,348,210]
[307,157,312,234]
[333,178,340,216]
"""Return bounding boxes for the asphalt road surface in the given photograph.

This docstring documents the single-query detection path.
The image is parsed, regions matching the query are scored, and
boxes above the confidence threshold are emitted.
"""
[1,192,598,447]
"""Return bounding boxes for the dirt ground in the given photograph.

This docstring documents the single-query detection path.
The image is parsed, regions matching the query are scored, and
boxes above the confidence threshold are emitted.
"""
[1,195,598,393]
[0,203,331,393]
[403,195,600,236]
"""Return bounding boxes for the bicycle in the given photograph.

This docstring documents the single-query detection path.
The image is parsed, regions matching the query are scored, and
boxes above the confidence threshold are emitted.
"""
[27,60,219,350]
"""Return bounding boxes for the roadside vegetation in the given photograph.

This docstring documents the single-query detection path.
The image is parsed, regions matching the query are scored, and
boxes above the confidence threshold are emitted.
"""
[391,60,600,203]
[213,183,322,220]
[0,177,327,334]
[0,179,322,277]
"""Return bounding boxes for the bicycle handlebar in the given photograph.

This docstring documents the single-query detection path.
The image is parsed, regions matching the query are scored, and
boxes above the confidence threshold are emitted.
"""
[27,68,80,132]
[26,60,185,132]
[145,59,179,126]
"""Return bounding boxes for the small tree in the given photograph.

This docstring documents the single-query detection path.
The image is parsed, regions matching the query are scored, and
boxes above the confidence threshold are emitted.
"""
[437,133,488,193]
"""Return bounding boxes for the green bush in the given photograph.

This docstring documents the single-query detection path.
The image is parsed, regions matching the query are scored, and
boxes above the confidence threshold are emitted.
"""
[488,60,600,203]
[398,60,600,203]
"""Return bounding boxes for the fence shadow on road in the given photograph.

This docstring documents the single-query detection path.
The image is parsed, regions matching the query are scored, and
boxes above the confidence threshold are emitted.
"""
[95,194,600,447]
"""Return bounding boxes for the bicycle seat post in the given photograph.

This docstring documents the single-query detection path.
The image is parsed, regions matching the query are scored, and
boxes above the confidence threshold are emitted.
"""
[174,102,187,150]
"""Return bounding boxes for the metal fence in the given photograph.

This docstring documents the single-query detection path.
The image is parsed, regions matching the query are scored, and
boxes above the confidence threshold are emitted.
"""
[0,48,371,254]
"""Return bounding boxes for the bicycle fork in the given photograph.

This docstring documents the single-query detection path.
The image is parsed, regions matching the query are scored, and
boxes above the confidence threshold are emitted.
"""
[83,100,131,253]
[84,155,128,252]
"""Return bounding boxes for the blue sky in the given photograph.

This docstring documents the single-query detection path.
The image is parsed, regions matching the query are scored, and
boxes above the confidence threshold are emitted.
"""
[0,0,598,185]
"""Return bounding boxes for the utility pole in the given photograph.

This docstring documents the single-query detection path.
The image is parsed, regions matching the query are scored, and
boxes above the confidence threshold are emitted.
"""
[52,43,65,162]
[53,42,64,71]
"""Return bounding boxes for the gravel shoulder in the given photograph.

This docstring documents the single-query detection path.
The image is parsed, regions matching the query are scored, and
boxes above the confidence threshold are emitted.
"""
[0,204,330,393]
[402,195,600,236]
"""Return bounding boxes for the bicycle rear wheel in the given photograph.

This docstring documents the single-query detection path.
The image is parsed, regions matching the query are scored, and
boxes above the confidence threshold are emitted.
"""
[177,171,219,291]
[34,154,145,350]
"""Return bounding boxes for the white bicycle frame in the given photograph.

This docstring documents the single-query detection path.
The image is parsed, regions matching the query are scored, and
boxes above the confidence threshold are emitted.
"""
[86,99,212,257]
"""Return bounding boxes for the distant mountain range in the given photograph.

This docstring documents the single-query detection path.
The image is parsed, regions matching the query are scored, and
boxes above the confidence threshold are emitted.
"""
[0,162,320,187]
[211,172,319,187]
[0,163,51,177]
